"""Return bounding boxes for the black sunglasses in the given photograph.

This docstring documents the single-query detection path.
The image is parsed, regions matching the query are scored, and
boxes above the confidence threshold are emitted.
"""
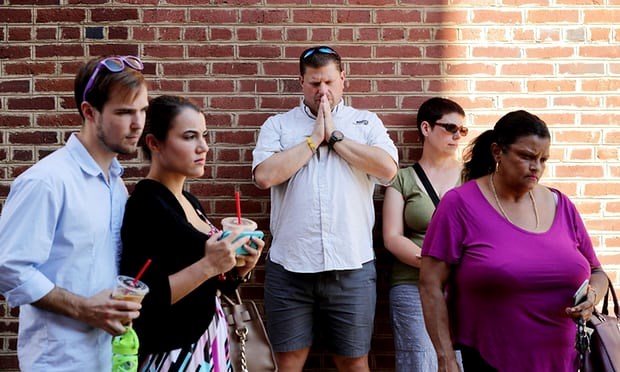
[302,46,339,60]
[432,122,469,136]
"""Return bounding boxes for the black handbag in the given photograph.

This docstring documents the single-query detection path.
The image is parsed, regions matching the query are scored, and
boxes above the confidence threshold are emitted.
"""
[581,277,620,372]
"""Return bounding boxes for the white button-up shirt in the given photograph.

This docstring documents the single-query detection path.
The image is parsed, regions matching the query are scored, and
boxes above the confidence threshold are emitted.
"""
[253,101,398,273]
[0,134,127,371]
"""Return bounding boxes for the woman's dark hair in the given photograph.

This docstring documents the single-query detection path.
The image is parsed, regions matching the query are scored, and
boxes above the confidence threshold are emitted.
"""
[462,110,550,181]
[416,97,465,143]
[141,95,202,160]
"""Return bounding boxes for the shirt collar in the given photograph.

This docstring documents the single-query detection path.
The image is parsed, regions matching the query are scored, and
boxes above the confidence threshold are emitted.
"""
[66,133,124,179]
[301,99,344,120]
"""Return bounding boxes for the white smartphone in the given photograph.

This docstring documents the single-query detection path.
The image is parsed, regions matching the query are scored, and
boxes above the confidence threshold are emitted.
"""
[573,279,589,306]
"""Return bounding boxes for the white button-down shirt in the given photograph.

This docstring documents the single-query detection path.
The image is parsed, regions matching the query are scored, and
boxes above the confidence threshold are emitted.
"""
[253,101,398,273]
[0,134,127,371]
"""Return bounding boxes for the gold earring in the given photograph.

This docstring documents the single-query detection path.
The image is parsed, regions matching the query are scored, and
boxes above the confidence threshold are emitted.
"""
[495,161,501,173]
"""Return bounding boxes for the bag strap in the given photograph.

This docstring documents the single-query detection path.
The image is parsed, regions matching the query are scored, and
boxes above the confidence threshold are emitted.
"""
[601,276,619,317]
[412,163,440,207]
[221,289,243,307]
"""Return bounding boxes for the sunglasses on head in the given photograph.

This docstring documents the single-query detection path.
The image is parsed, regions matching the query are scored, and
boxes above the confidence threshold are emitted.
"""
[82,55,144,102]
[302,46,339,60]
[432,122,469,136]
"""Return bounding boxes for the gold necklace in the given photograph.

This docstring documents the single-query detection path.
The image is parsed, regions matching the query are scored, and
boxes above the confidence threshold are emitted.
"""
[490,173,539,228]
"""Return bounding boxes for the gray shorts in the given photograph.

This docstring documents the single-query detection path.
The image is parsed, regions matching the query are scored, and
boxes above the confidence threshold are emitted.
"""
[264,257,377,357]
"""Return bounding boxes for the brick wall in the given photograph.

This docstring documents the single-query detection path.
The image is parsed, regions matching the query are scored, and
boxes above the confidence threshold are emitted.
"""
[1,1,619,370]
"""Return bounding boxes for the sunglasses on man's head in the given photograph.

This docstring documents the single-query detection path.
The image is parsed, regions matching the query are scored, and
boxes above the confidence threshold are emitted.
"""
[82,55,144,102]
[302,46,339,60]
[432,122,469,136]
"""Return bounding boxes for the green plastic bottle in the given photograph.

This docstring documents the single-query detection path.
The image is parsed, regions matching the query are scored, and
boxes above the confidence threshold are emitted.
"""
[112,326,140,372]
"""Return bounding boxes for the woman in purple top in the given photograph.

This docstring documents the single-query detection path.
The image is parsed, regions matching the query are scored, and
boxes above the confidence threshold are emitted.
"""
[419,110,609,372]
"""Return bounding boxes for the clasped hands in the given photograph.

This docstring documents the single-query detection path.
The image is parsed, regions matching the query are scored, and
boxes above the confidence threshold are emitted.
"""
[308,95,337,147]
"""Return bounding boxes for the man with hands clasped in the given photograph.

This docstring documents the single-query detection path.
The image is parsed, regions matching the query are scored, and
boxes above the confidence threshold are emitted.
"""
[253,46,398,372]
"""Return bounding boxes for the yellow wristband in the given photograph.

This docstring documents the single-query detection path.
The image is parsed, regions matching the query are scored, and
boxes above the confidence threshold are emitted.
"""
[305,137,317,153]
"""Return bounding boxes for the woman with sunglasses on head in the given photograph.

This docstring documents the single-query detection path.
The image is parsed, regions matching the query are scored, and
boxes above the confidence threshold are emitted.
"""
[119,95,265,371]
[382,97,466,372]
[419,110,608,372]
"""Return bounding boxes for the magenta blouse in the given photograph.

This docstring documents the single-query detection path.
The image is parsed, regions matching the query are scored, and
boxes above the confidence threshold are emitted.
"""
[422,180,600,372]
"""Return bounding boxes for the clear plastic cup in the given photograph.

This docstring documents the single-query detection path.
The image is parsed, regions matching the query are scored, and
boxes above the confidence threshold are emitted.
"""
[221,217,258,266]
[112,275,149,304]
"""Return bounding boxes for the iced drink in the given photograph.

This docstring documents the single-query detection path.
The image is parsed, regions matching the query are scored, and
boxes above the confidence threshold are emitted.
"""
[221,217,258,266]
[112,275,149,304]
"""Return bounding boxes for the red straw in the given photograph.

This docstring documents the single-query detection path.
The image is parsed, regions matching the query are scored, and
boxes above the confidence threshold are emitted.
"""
[235,191,241,225]
[132,258,152,287]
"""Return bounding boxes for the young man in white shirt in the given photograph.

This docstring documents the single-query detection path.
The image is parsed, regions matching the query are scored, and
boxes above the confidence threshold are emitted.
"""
[0,55,148,371]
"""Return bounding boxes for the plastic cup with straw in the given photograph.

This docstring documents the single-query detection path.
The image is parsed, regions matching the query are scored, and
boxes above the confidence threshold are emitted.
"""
[221,192,258,266]
[112,259,151,304]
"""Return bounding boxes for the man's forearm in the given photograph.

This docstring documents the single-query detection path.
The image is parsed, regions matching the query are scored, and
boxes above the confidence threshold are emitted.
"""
[33,286,83,320]
[332,140,397,182]
[254,139,316,189]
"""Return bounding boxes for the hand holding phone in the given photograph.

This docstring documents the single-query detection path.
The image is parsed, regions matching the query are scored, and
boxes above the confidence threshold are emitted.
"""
[573,279,589,306]
[219,230,264,255]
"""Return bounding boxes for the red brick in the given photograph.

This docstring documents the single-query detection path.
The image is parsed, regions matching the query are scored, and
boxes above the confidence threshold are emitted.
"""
[35,78,73,92]
[427,79,469,93]
[144,45,184,59]
[580,46,620,58]
[376,79,422,92]
[525,46,574,58]
[61,27,81,40]
[349,62,395,75]
[89,44,139,57]
[526,79,577,92]
[9,131,59,144]
[8,27,32,41]
[425,10,468,24]
[310,28,332,41]
[0,46,30,59]
[553,96,602,108]
[189,80,235,93]
[400,62,441,76]
[349,96,397,110]
[36,114,81,127]
[0,115,31,127]
[261,27,284,41]
[375,9,421,23]
[501,63,554,75]
[260,97,299,110]
[36,9,85,23]
[584,9,620,23]
[558,62,605,75]
[426,44,467,59]
[109,26,129,40]
[0,80,30,93]
[473,10,522,23]
[211,97,257,110]
[161,63,207,76]
[238,113,272,126]
[1,9,32,23]
[337,9,371,23]
[212,62,258,75]
[377,45,422,58]
[143,9,185,23]
[472,46,520,58]
[446,63,497,75]
[239,80,278,93]
[238,45,281,59]
[475,80,522,93]
[292,9,332,23]
[8,97,55,111]
[554,130,600,144]
[189,9,237,24]
[241,9,288,23]
[188,45,234,58]
[92,8,138,22]
[184,27,208,41]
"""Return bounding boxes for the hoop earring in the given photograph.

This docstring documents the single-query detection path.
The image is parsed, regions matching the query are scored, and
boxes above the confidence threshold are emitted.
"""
[495,161,501,174]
